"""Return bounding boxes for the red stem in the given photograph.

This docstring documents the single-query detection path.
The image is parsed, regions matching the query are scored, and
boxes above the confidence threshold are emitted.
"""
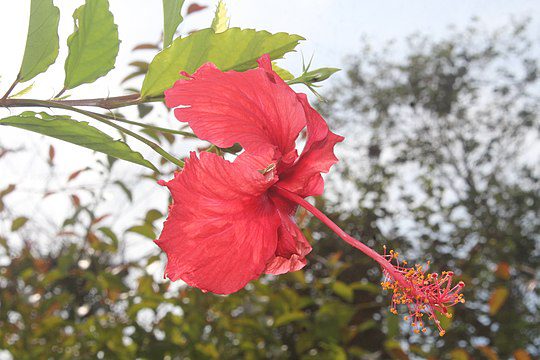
[273,186,410,288]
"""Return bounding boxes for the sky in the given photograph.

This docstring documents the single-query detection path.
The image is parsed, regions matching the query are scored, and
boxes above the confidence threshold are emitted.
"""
[1,1,539,98]
[0,0,538,258]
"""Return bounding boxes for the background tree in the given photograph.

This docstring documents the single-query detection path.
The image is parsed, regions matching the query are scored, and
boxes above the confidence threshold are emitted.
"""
[317,18,539,358]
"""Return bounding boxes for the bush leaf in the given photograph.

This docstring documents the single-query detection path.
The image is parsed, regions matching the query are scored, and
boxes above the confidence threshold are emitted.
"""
[127,225,156,240]
[11,217,29,232]
[141,28,304,98]
[332,281,354,302]
[162,0,185,48]
[18,0,60,82]
[0,112,157,171]
[489,286,509,315]
[274,311,307,327]
[64,0,119,90]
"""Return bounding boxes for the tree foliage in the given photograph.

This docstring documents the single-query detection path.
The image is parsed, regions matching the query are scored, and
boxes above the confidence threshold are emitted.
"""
[318,19,539,358]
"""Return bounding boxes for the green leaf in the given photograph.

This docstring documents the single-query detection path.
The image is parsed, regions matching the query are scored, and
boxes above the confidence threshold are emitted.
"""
[449,349,470,360]
[127,224,156,240]
[489,286,509,315]
[320,344,347,360]
[274,311,307,327]
[272,62,294,81]
[11,217,29,231]
[386,311,399,338]
[98,226,119,248]
[64,0,119,90]
[438,306,454,331]
[0,112,157,171]
[162,0,185,48]
[141,28,304,98]
[0,184,16,212]
[8,83,34,99]
[144,209,163,224]
[137,104,153,118]
[211,0,229,33]
[315,302,355,342]
[357,319,377,333]
[114,180,133,202]
[18,0,60,82]
[350,281,380,294]
[332,281,354,302]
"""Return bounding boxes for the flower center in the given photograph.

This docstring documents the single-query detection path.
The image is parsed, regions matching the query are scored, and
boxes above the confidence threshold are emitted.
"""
[380,247,465,336]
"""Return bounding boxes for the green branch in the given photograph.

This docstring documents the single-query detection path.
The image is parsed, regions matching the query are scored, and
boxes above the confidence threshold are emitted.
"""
[2,93,163,110]
[1,77,21,100]
[0,98,184,168]
[97,112,197,138]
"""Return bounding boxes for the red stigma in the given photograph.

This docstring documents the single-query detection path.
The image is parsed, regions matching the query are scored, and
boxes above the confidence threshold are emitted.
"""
[380,246,465,336]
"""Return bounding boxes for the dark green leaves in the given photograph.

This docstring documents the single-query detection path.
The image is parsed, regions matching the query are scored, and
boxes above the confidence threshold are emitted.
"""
[141,28,304,98]
[0,112,156,171]
[162,0,185,48]
[18,0,60,82]
[64,0,119,90]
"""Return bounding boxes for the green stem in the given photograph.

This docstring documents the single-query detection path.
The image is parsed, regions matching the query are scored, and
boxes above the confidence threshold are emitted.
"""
[75,109,185,168]
[0,98,184,168]
[96,111,197,138]
[2,77,20,100]
[1,94,162,110]
[54,87,67,99]
[53,93,146,109]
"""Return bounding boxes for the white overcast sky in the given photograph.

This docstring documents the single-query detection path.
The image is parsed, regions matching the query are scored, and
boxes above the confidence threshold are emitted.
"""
[0,0,538,257]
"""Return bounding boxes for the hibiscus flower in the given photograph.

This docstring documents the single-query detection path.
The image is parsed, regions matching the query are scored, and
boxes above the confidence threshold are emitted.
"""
[157,54,464,336]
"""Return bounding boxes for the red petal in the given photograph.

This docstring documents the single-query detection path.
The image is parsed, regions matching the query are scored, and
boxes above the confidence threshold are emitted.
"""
[278,94,344,197]
[156,152,281,294]
[165,55,306,160]
[264,195,312,275]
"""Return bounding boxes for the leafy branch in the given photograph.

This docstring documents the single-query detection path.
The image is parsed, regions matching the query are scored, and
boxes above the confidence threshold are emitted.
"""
[0,98,184,169]
[0,0,337,172]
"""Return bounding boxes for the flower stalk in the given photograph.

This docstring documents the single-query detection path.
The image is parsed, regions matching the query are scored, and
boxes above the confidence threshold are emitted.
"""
[273,186,465,336]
